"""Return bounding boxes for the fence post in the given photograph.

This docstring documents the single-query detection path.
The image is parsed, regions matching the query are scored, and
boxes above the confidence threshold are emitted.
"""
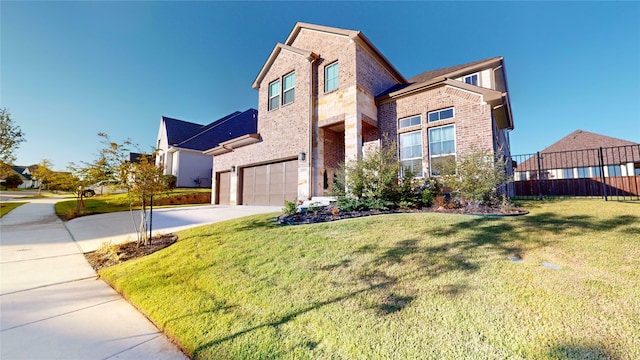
[149,195,153,242]
[536,152,543,200]
[598,147,607,201]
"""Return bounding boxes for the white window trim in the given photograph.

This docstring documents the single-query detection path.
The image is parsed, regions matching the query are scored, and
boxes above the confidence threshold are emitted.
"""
[428,124,457,176]
[427,107,455,123]
[324,61,339,93]
[282,72,295,106]
[399,130,424,178]
[268,79,280,111]
[398,115,422,129]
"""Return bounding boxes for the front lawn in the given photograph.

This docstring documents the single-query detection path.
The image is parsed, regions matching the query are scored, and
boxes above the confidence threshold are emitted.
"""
[100,199,640,359]
[55,188,211,220]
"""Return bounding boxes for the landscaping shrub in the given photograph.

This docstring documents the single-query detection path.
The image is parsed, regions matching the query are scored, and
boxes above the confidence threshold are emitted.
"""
[335,144,400,201]
[283,200,297,215]
[441,149,510,206]
[161,175,177,189]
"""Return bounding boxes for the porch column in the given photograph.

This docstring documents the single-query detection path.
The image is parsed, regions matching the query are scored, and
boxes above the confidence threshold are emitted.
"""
[344,113,362,162]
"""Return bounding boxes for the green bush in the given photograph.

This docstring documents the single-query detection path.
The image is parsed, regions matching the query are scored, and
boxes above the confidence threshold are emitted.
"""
[161,175,177,189]
[441,149,509,206]
[334,144,400,202]
[336,197,366,212]
[283,200,298,215]
[420,176,442,207]
[332,141,447,210]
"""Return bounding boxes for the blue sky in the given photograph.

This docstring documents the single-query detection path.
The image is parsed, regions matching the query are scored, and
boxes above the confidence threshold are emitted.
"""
[2,1,639,170]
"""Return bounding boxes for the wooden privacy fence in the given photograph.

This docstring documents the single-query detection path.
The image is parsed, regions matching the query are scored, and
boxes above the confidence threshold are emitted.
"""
[509,144,640,201]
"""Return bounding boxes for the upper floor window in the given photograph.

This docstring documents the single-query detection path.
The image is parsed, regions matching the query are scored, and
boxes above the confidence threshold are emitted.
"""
[428,107,454,122]
[399,115,421,129]
[282,72,295,105]
[464,73,478,86]
[268,80,280,111]
[325,62,339,92]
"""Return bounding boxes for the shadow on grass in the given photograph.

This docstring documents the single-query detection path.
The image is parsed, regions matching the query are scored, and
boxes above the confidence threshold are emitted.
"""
[190,210,637,358]
[549,343,619,360]
[229,216,280,233]
[346,211,638,302]
[191,281,393,359]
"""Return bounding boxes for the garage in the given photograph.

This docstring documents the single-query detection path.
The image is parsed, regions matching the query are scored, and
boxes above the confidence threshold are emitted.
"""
[242,159,298,206]
[217,171,231,205]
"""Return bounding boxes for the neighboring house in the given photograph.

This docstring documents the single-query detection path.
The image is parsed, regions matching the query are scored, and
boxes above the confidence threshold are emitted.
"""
[515,130,640,180]
[206,22,514,206]
[156,109,258,188]
[11,165,40,189]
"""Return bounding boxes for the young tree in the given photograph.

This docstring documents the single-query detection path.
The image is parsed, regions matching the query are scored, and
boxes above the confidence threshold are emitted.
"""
[124,153,167,246]
[92,133,167,246]
[0,108,26,177]
[30,159,55,195]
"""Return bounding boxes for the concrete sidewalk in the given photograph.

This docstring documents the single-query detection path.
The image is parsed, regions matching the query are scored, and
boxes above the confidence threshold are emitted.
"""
[1,199,279,359]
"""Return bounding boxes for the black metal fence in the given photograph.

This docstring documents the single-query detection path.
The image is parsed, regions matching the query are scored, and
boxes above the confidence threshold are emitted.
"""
[509,144,640,201]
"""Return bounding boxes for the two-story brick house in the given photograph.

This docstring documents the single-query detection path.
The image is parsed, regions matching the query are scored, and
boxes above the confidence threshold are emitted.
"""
[206,22,514,206]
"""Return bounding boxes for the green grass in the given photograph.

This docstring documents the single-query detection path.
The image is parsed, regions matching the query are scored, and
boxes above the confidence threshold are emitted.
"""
[55,188,211,219]
[0,202,27,217]
[100,199,640,359]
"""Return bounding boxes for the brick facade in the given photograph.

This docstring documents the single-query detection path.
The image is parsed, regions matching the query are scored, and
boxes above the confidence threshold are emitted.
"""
[209,23,514,205]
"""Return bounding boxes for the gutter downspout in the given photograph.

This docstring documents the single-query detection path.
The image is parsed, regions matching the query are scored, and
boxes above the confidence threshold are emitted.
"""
[308,53,319,200]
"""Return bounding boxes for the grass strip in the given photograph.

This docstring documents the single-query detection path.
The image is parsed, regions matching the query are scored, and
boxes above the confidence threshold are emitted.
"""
[0,202,27,217]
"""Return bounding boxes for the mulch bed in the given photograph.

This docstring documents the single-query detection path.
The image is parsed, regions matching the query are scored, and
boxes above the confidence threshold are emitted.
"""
[84,233,178,271]
[278,204,528,225]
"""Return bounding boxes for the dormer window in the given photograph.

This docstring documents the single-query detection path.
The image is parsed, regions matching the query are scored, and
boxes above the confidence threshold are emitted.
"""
[464,73,478,86]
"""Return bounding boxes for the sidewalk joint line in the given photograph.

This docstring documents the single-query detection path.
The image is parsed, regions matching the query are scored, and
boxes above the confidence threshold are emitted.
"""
[0,276,98,296]
[1,298,120,332]
[1,252,83,264]
[101,334,163,360]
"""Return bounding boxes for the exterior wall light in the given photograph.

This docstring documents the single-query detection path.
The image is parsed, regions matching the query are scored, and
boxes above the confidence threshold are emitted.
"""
[230,165,236,172]
[299,152,306,161]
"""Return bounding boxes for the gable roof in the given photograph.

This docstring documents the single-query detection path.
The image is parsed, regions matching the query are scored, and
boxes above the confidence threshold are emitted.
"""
[378,56,504,97]
[253,44,318,89]
[253,22,406,89]
[172,109,258,152]
[163,116,211,146]
[408,57,503,84]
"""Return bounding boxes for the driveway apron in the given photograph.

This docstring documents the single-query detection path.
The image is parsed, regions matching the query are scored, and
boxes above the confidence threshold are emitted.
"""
[0,198,188,359]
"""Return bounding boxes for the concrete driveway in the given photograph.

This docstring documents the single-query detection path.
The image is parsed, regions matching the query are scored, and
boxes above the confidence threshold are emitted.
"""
[66,204,281,252]
[0,197,281,359]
